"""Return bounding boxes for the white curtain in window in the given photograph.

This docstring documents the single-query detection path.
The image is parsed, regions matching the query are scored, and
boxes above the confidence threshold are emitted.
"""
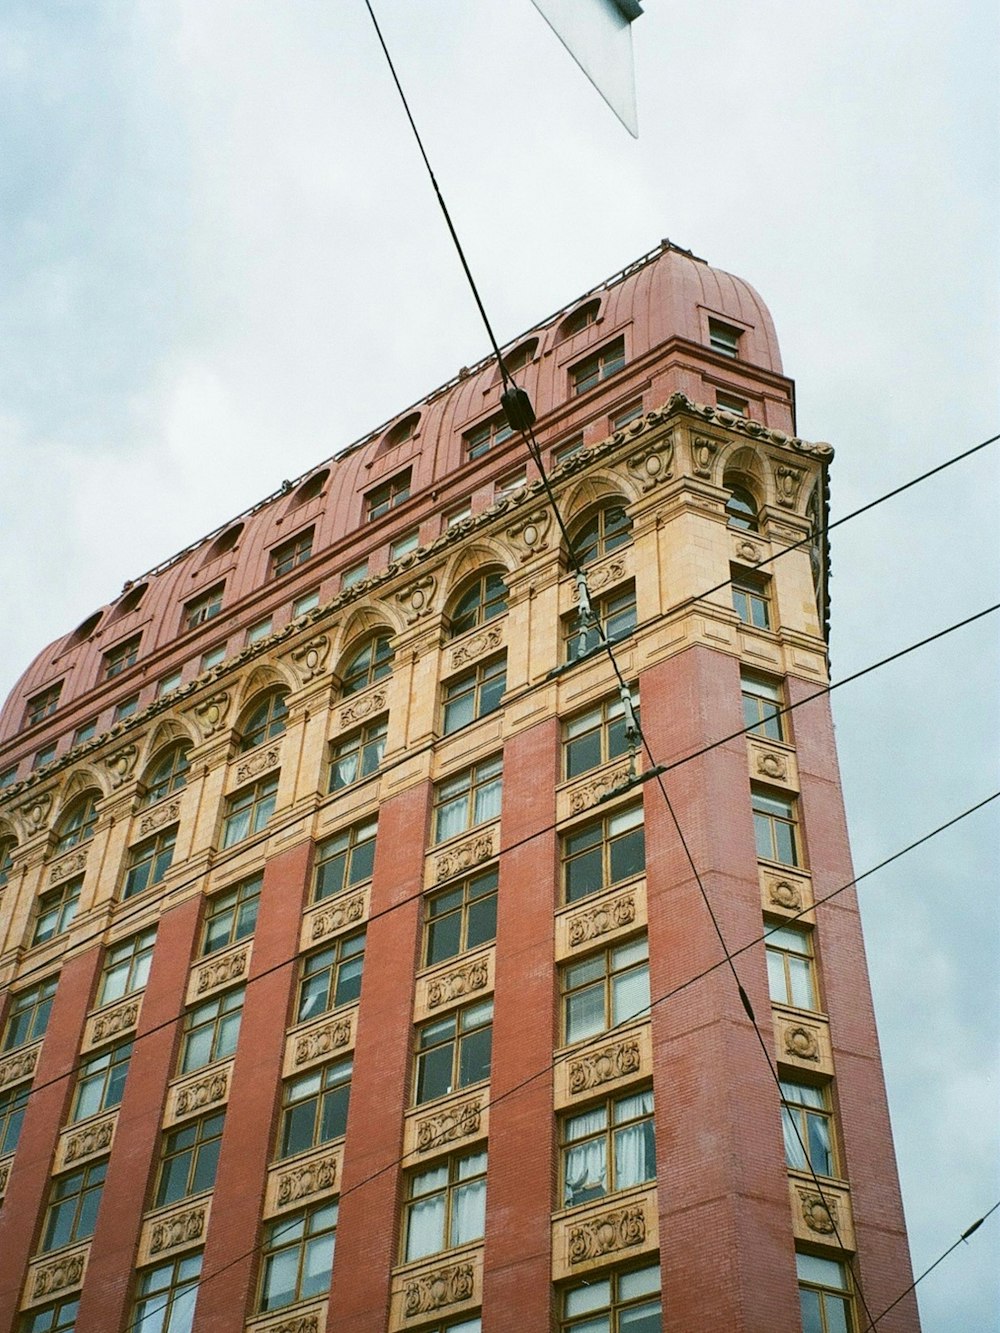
[565,1139,607,1204]
[782,1108,807,1169]
[437,801,467,843]
[450,1177,486,1246]
[406,1194,445,1261]
[614,1119,654,1189]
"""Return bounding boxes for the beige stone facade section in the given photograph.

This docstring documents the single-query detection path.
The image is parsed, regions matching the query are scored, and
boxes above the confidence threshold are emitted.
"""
[53,1110,118,1173]
[138,1195,212,1265]
[553,1022,653,1110]
[263,1143,343,1218]
[389,1247,483,1331]
[244,1302,327,1333]
[185,939,253,1006]
[401,1088,489,1163]
[772,1006,835,1076]
[0,1041,40,1090]
[164,1058,235,1127]
[551,1185,659,1280]
[22,1244,90,1308]
[759,866,815,923]
[788,1173,856,1252]
[413,947,494,1024]
[282,1005,358,1078]
[555,882,647,962]
[747,735,798,791]
[300,886,370,953]
[81,994,143,1053]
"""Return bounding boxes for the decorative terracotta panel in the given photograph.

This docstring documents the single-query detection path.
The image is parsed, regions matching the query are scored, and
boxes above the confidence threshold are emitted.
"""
[185,941,252,1006]
[82,996,142,1053]
[164,1059,234,1127]
[264,1143,344,1217]
[413,948,493,1023]
[282,1006,358,1078]
[554,1023,653,1110]
[551,1186,658,1280]
[54,1110,118,1172]
[389,1248,483,1330]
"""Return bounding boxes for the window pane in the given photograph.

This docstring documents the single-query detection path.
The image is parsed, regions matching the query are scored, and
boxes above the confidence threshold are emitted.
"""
[566,986,605,1043]
[612,965,650,1024]
[458,1025,492,1087]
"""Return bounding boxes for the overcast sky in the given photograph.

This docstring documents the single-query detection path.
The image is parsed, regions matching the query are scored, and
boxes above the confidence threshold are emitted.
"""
[1,2,997,1327]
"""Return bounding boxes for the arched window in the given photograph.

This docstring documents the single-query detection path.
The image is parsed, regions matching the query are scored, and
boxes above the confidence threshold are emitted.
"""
[202,523,243,565]
[67,611,103,648]
[111,583,148,621]
[725,484,759,532]
[558,300,600,341]
[142,743,192,807]
[54,791,100,856]
[449,572,508,639]
[383,413,421,450]
[0,836,16,889]
[239,690,290,752]
[570,504,632,568]
[291,469,329,508]
[341,636,394,697]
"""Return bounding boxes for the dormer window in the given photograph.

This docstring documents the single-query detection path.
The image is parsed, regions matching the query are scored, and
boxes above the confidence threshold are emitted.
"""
[570,338,625,397]
[365,470,411,522]
[24,683,62,729]
[708,319,742,358]
[558,300,600,341]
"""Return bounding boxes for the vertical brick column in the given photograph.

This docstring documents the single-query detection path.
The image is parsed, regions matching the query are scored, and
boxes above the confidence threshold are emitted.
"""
[328,782,430,1333]
[76,894,202,1333]
[0,948,101,1333]
[640,646,800,1333]
[788,676,919,1331]
[194,839,312,1328]
[483,718,559,1329]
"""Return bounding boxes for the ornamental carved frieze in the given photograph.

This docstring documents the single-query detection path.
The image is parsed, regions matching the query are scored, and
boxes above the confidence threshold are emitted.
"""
[293,1015,353,1067]
[104,743,139,788]
[340,687,387,729]
[450,624,503,671]
[137,798,181,837]
[194,690,232,738]
[782,1023,821,1062]
[0,1044,40,1089]
[235,744,280,786]
[796,1187,839,1236]
[567,893,636,948]
[567,1204,646,1265]
[255,1316,319,1333]
[567,1037,641,1096]
[416,1096,483,1153]
[397,573,437,624]
[17,791,52,836]
[174,1068,230,1118]
[310,892,366,943]
[89,998,140,1046]
[291,633,331,681]
[766,876,803,911]
[776,465,806,508]
[587,556,628,594]
[733,537,762,564]
[625,435,673,491]
[691,436,719,479]
[0,1158,9,1196]
[194,947,249,996]
[149,1203,207,1255]
[63,1115,115,1165]
[31,1250,87,1299]
[402,1261,476,1317]
[507,508,552,561]
[567,763,631,816]
[49,848,87,884]
[276,1152,338,1207]
[754,750,788,781]
[434,831,495,884]
[426,956,490,1010]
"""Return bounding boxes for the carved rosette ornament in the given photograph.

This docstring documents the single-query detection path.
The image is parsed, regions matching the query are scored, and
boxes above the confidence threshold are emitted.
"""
[90,999,140,1046]
[0,1044,40,1089]
[64,1117,115,1165]
[568,763,632,816]
[17,792,52,836]
[174,1069,230,1118]
[276,1153,338,1207]
[782,1024,820,1062]
[796,1188,839,1236]
[397,573,437,624]
[734,538,762,563]
[49,848,88,884]
[754,750,788,781]
[291,634,331,681]
[402,1261,476,1317]
[691,436,719,479]
[194,948,249,996]
[587,557,628,594]
[767,877,803,911]
[104,743,139,788]
[32,1251,86,1299]
[235,744,281,786]
[294,1015,353,1067]
[507,508,552,561]
[567,894,636,948]
[450,624,503,671]
[194,691,231,738]
[339,687,387,729]
[625,435,673,491]
[416,1096,483,1153]
[434,832,495,884]
[426,957,490,1010]
[567,1037,641,1095]
[149,1204,207,1255]
[776,465,806,508]
[138,798,181,838]
[567,1204,647,1264]
[311,892,366,943]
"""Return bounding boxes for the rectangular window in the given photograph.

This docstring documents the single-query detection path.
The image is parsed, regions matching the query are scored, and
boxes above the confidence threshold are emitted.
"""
[560,1262,661,1332]
[752,788,799,865]
[156,1111,226,1206]
[390,529,420,561]
[0,1084,29,1157]
[781,1080,835,1178]
[564,585,637,662]
[19,1297,79,1332]
[342,561,368,590]
[797,1252,855,1333]
[717,390,748,415]
[278,1058,352,1159]
[562,936,650,1046]
[313,820,377,901]
[271,528,314,578]
[414,999,493,1105]
[365,469,411,522]
[41,1160,106,1251]
[446,502,472,529]
[103,636,141,680]
[560,1087,655,1209]
[33,877,82,946]
[2,977,58,1050]
[433,757,503,844]
[292,590,320,618]
[246,617,273,646]
[131,1254,201,1333]
[465,415,513,461]
[442,656,506,734]
[201,875,262,957]
[296,933,366,1024]
[554,434,586,464]
[766,925,817,1011]
[179,988,244,1073]
[73,721,97,747]
[741,672,784,742]
[329,721,387,792]
[403,1149,487,1262]
[157,669,183,698]
[494,469,526,500]
[33,744,57,771]
[562,804,645,904]
[709,318,742,358]
[732,569,771,630]
[563,691,638,779]
[71,1040,132,1123]
[571,337,626,396]
[0,764,18,787]
[99,928,156,1006]
[222,775,279,848]
[200,645,227,672]
[123,828,177,898]
[259,1201,338,1312]
[424,867,498,968]
[611,400,643,431]
[114,695,140,723]
[184,584,225,631]
[25,683,62,728]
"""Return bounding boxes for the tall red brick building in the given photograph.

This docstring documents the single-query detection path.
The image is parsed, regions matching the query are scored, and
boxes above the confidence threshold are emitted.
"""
[0,242,919,1332]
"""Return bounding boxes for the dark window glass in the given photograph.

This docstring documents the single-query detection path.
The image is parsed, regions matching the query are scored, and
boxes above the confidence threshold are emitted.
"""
[279,1059,352,1159]
[424,868,498,967]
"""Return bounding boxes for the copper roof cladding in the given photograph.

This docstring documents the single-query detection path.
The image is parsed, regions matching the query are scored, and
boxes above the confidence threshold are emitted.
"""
[0,241,785,747]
